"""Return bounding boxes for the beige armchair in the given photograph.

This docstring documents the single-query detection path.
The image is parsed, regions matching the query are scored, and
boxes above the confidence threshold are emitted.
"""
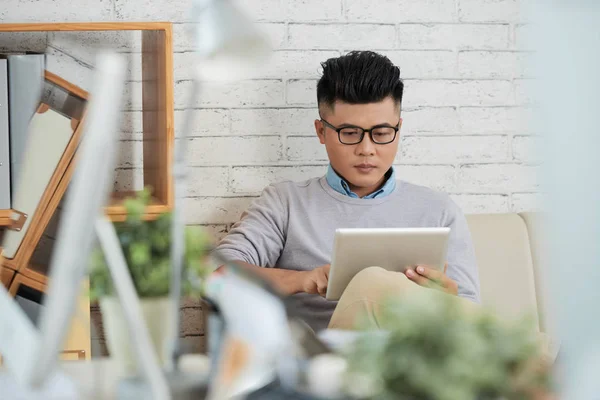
[466,212,552,333]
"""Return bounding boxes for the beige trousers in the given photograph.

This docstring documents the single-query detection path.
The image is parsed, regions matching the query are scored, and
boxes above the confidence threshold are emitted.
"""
[328,266,558,364]
[328,266,478,330]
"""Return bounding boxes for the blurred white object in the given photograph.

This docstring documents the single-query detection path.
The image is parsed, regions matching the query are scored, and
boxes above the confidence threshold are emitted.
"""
[528,1,600,398]
[0,369,78,400]
[317,329,363,353]
[204,272,297,398]
[318,329,390,354]
[95,218,171,399]
[167,0,273,379]
[32,51,126,387]
[306,354,348,399]
[0,51,128,396]
[190,0,271,81]
[100,296,172,376]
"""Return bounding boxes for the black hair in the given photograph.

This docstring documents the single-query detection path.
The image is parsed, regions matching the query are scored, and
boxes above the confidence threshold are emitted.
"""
[317,51,404,111]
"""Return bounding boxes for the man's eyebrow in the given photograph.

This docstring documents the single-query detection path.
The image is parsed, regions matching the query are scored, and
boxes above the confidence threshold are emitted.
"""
[337,122,398,129]
[372,122,397,128]
[336,123,361,128]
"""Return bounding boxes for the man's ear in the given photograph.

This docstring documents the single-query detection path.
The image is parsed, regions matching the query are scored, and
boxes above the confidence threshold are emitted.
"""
[397,117,403,140]
[315,119,326,144]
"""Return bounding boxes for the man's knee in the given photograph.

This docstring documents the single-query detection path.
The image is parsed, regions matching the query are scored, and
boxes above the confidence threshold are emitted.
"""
[331,267,413,330]
[352,266,410,285]
[353,266,388,281]
[344,266,411,300]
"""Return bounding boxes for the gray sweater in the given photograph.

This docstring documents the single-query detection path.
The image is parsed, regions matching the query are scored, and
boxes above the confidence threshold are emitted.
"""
[215,176,481,331]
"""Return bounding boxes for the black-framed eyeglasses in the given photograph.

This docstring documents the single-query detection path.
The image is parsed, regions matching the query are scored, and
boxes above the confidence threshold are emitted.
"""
[320,118,401,145]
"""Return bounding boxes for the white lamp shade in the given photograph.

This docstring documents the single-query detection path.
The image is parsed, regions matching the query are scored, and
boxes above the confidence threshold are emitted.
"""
[191,0,272,81]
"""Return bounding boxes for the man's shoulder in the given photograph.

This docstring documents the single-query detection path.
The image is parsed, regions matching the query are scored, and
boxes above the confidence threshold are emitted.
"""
[397,180,456,211]
[266,176,323,197]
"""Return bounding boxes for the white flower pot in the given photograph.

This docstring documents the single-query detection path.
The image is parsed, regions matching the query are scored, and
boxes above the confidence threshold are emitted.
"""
[100,296,173,376]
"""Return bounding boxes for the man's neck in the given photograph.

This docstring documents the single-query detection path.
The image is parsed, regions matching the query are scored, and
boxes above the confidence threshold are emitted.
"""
[327,166,396,199]
[349,176,387,198]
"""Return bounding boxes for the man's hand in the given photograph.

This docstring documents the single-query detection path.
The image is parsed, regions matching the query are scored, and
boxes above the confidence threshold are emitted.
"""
[301,264,331,297]
[224,261,332,296]
[405,263,458,296]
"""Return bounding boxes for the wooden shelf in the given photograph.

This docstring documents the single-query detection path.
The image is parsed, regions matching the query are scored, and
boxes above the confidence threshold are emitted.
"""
[0,22,174,223]
[0,209,14,227]
[0,195,170,227]
[0,22,159,363]
[0,265,15,288]
[105,192,169,222]
[0,209,26,230]
[0,22,172,32]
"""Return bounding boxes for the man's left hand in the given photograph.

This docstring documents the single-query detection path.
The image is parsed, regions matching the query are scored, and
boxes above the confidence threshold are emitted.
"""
[405,264,458,296]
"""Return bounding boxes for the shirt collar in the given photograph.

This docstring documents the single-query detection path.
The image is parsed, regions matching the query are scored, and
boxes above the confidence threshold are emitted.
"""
[326,165,396,199]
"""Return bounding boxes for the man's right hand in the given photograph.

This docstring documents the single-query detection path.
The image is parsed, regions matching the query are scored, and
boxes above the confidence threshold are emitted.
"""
[227,261,331,296]
[301,264,331,297]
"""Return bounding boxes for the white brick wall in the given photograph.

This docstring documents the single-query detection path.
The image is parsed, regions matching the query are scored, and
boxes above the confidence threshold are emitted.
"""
[458,0,522,23]
[399,136,508,164]
[1,0,539,235]
[345,0,456,23]
[397,24,510,50]
[1,0,112,22]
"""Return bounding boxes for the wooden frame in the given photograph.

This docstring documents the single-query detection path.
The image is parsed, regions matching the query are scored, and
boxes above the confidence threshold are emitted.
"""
[0,265,15,289]
[0,209,27,231]
[0,22,173,364]
[0,22,174,224]
[0,210,13,227]
[8,271,46,296]
[2,74,85,273]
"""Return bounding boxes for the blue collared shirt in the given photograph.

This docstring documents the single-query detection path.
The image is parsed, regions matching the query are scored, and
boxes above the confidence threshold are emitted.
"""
[326,165,396,199]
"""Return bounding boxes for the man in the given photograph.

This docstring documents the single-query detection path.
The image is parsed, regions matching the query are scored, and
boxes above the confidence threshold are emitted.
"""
[215,51,480,332]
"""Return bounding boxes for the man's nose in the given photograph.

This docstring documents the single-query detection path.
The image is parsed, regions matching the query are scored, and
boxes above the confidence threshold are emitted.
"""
[355,133,376,156]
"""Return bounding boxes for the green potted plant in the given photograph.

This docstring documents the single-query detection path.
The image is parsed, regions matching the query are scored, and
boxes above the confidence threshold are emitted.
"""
[89,188,211,375]
[343,291,552,400]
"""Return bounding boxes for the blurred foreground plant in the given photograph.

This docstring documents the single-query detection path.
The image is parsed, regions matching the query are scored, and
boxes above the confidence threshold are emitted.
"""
[88,188,212,301]
[344,291,551,400]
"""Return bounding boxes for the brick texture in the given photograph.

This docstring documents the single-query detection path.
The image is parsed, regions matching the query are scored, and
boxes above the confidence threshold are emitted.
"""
[0,0,540,225]
[458,0,521,23]
[1,0,112,22]
[7,0,537,224]
[400,136,508,164]
[345,0,456,23]
[511,192,543,213]
[11,2,533,219]
[398,24,510,50]
[289,24,396,50]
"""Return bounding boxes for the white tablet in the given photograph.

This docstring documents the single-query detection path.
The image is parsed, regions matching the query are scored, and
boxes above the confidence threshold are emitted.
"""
[326,227,450,301]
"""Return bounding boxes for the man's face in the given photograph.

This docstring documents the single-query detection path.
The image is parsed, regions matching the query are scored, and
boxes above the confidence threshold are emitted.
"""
[314,96,401,198]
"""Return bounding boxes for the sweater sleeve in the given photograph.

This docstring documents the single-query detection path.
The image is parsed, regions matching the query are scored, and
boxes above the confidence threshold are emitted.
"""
[214,184,287,268]
[442,197,481,303]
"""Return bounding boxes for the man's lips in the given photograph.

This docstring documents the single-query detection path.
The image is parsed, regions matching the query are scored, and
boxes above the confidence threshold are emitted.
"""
[354,163,377,172]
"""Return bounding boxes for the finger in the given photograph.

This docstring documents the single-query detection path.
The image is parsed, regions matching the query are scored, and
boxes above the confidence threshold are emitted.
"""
[405,268,431,287]
[446,279,459,295]
[317,278,328,296]
[306,282,319,295]
[417,266,457,293]
[318,267,329,284]
[443,262,448,275]
[416,266,448,289]
[416,265,445,282]
[418,265,454,290]
[316,269,329,296]
[323,264,331,277]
